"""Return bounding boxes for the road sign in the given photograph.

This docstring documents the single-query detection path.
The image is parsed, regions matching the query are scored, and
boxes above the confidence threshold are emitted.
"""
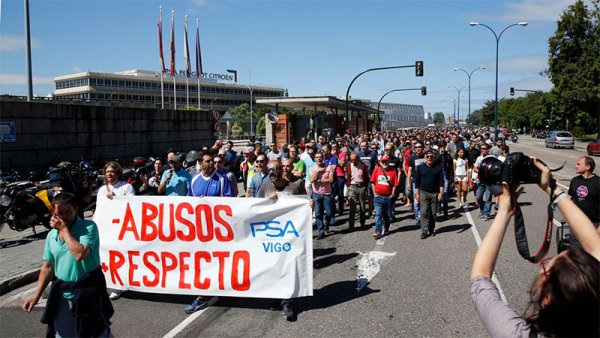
[0,121,16,142]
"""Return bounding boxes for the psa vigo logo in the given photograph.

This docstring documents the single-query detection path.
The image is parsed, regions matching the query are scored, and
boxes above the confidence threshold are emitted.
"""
[249,220,299,253]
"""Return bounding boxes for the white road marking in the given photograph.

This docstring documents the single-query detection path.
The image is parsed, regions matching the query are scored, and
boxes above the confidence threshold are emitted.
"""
[162,296,219,338]
[0,286,36,307]
[355,251,396,292]
[463,205,508,304]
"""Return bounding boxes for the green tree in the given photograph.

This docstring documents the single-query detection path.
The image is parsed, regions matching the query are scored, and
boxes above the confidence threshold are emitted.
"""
[545,0,600,135]
[256,116,266,135]
[231,122,244,137]
[433,112,445,125]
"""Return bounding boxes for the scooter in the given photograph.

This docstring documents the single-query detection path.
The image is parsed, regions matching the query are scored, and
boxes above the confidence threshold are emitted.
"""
[511,134,518,143]
[0,179,55,233]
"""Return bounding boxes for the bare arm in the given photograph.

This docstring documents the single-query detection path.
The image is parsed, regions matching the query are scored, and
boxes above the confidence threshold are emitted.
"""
[22,261,54,312]
[471,184,515,279]
[533,160,600,260]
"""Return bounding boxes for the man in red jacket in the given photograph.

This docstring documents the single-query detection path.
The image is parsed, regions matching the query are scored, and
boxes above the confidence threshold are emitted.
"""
[370,156,398,239]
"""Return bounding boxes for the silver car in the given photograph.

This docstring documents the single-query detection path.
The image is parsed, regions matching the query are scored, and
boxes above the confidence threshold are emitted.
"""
[545,130,574,149]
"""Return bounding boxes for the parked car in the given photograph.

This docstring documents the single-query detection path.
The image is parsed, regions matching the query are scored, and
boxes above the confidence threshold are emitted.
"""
[587,138,600,156]
[545,131,574,149]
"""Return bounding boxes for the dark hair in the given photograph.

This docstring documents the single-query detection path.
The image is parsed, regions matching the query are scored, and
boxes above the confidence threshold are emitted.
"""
[582,156,595,172]
[52,192,78,208]
[524,248,599,336]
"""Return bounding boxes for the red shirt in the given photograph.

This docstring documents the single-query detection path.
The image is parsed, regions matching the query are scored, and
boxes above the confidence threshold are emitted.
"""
[370,166,398,196]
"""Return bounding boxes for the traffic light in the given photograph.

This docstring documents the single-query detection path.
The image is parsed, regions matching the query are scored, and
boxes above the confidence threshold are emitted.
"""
[421,86,427,96]
[415,61,424,77]
[510,87,515,96]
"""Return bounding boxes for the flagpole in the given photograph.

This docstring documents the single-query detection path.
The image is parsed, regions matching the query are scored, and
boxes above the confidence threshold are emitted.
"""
[184,15,190,109]
[171,10,177,110]
[196,18,201,110]
[159,7,164,110]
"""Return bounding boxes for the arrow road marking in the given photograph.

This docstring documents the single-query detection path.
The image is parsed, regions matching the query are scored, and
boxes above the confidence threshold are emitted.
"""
[356,251,396,292]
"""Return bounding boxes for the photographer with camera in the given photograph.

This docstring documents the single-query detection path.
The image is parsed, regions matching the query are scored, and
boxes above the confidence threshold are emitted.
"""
[471,158,599,337]
[568,156,600,247]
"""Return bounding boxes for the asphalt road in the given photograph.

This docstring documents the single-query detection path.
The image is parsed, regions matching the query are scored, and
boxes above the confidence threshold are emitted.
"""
[0,136,595,337]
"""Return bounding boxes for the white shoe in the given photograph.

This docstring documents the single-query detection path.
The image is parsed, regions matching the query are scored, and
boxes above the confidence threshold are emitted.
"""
[109,291,122,300]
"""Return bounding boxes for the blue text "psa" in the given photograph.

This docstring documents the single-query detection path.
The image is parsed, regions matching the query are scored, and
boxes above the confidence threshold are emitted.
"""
[249,220,299,238]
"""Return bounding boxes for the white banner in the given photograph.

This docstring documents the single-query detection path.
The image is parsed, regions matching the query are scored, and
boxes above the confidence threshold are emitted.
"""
[94,196,313,298]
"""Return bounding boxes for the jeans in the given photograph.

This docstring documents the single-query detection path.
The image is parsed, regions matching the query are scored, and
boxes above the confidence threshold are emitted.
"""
[412,182,421,222]
[374,195,392,233]
[348,185,366,227]
[313,192,333,234]
[419,190,439,234]
[440,177,449,215]
[476,183,492,216]
[336,176,346,213]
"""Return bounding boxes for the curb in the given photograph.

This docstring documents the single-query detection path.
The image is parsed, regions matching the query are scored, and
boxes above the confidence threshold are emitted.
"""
[0,269,40,296]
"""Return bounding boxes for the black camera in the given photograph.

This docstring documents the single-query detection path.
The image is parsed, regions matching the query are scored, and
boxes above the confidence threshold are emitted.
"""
[478,152,541,195]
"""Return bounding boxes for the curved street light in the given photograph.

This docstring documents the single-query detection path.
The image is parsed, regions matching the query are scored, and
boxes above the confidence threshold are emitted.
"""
[376,87,426,130]
[449,86,466,127]
[469,21,528,139]
[453,66,485,128]
[447,96,457,127]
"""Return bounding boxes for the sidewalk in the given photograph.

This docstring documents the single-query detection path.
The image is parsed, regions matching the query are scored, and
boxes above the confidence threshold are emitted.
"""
[0,225,48,295]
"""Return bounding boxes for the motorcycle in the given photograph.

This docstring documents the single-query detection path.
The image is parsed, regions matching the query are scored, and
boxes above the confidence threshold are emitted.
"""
[0,179,55,233]
[123,156,155,195]
[511,134,518,143]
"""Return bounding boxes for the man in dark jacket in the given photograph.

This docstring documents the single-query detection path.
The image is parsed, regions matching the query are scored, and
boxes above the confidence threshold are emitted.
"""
[414,150,444,239]
[22,192,112,337]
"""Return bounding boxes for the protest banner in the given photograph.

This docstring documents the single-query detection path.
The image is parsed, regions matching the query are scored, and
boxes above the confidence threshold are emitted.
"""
[94,195,313,299]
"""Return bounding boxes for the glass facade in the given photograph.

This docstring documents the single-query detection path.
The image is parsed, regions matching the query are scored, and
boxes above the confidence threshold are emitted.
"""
[372,102,426,128]
[54,72,284,110]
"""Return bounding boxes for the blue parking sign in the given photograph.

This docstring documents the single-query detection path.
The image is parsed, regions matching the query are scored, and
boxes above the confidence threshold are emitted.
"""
[0,121,16,142]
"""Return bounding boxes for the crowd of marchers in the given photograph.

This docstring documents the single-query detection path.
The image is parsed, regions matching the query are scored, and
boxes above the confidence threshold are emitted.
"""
[21,126,599,336]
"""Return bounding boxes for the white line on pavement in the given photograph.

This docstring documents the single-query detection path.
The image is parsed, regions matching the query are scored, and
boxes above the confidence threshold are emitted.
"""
[463,205,508,304]
[162,296,219,338]
[0,286,36,307]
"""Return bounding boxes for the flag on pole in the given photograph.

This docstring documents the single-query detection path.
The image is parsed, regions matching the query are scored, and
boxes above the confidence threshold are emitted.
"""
[169,10,175,77]
[158,7,165,73]
[195,18,202,78]
[183,15,191,78]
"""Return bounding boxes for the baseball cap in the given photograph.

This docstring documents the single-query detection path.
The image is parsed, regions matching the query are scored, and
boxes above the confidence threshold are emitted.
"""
[380,156,389,161]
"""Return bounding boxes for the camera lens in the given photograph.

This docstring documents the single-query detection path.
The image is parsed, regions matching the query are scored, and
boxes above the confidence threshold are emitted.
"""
[478,157,503,187]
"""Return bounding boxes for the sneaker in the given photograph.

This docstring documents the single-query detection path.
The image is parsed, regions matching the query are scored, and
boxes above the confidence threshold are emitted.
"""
[281,303,294,319]
[420,233,428,239]
[109,291,122,300]
[478,213,484,219]
[483,215,490,221]
[372,231,381,239]
[184,297,209,314]
[315,232,325,240]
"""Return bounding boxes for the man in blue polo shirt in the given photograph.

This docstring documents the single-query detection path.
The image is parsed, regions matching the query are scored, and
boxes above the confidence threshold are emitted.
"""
[185,152,232,314]
[188,153,233,198]
[158,153,192,196]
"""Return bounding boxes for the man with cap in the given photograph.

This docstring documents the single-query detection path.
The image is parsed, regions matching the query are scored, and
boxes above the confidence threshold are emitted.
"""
[414,149,444,239]
[158,153,192,196]
[370,155,399,239]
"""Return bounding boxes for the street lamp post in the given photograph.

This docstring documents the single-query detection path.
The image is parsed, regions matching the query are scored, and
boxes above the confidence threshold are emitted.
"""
[377,87,426,131]
[448,96,457,127]
[245,81,263,137]
[470,21,528,139]
[344,62,423,128]
[449,86,465,127]
[453,66,485,128]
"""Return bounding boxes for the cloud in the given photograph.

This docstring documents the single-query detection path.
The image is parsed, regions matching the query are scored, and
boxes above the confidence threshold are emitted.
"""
[0,73,54,85]
[0,35,40,52]
[501,54,548,73]
[71,66,83,72]
[465,0,590,22]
